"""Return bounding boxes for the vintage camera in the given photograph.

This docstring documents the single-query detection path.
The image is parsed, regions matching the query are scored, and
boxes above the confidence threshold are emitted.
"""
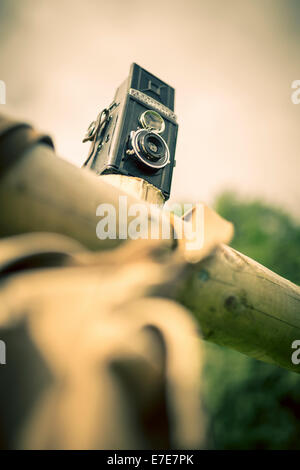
[83,63,178,200]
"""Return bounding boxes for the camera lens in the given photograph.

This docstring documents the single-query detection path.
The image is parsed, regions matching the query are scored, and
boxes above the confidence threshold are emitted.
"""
[142,133,165,161]
[129,129,170,170]
[139,110,165,134]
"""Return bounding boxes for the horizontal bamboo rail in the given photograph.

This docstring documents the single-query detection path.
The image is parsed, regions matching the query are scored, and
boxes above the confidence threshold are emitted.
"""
[1,143,300,373]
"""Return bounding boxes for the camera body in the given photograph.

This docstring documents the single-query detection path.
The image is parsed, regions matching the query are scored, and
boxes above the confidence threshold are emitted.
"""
[83,63,178,200]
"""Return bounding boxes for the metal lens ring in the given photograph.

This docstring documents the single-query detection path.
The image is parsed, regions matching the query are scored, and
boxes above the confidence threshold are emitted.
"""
[139,110,165,134]
[131,129,170,169]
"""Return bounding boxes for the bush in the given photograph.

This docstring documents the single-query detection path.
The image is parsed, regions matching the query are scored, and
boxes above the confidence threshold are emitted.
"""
[202,192,300,449]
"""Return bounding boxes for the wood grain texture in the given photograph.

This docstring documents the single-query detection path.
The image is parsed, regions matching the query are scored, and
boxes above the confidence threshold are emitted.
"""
[176,244,300,373]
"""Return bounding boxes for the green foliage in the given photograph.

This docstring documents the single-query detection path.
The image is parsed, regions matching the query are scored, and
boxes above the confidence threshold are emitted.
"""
[202,191,300,449]
[215,192,300,284]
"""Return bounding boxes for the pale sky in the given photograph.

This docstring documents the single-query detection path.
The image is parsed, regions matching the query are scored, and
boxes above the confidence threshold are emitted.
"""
[1,0,299,217]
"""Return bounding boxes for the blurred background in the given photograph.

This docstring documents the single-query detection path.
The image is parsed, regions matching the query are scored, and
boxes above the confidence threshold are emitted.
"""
[203,192,300,449]
[0,0,300,216]
[1,0,300,449]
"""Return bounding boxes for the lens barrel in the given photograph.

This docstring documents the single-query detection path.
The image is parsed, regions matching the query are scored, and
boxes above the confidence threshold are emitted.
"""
[129,129,170,170]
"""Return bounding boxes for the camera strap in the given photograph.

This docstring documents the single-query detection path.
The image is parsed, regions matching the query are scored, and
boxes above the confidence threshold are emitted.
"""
[82,108,111,167]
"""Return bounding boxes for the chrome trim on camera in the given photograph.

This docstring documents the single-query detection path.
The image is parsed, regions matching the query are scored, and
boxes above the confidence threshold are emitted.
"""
[129,88,177,122]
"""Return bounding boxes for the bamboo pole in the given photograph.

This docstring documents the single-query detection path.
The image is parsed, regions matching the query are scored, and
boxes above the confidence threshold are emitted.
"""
[99,174,165,207]
[0,144,171,251]
[100,176,300,374]
[176,244,300,373]
[1,144,300,373]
